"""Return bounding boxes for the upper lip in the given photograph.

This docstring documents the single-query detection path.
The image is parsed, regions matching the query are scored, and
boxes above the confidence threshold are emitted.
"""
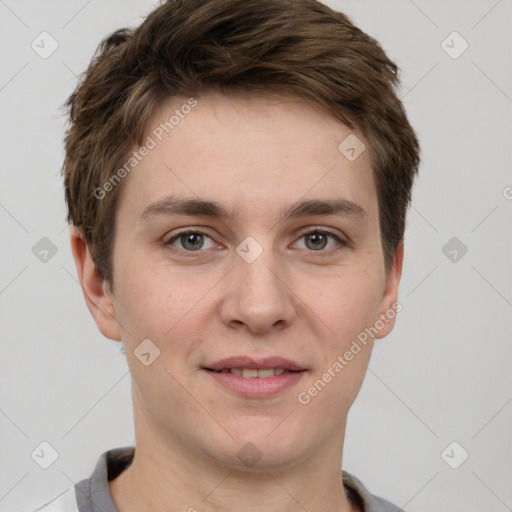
[204,356,306,371]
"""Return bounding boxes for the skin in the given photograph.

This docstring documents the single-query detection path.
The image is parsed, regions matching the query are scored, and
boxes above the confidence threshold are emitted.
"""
[71,91,403,512]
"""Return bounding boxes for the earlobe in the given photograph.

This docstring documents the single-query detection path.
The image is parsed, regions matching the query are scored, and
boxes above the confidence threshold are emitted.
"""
[70,228,122,341]
[375,241,404,340]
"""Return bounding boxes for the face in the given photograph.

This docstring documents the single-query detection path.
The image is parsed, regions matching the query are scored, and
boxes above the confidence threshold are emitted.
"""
[84,91,402,471]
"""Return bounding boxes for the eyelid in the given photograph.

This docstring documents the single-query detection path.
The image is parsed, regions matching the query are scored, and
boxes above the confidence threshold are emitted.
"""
[296,226,346,240]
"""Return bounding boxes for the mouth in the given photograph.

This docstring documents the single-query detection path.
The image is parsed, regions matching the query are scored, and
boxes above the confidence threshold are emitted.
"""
[202,356,307,397]
[205,367,302,378]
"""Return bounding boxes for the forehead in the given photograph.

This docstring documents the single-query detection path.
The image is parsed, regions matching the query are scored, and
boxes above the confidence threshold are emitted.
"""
[117,91,377,222]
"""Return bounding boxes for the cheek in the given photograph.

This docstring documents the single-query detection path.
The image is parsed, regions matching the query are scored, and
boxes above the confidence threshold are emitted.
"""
[114,257,197,337]
[113,264,208,401]
[305,268,384,345]
[294,273,380,421]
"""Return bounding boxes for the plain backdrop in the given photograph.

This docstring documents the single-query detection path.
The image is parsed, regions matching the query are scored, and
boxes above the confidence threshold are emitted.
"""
[1,1,511,511]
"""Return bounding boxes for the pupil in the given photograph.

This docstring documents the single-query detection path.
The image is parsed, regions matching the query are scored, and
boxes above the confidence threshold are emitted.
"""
[183,233,203,250]
[307,232,327,250]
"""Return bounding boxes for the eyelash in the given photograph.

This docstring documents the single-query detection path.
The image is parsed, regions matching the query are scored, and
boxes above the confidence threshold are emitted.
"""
[165,228,347,255]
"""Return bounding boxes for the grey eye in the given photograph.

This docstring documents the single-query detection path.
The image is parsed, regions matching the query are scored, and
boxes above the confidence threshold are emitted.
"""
[295,231,342,251]
[168,231,216,251]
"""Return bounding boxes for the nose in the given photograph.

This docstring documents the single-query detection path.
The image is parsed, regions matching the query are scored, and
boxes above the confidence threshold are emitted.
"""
[219,245,297,335]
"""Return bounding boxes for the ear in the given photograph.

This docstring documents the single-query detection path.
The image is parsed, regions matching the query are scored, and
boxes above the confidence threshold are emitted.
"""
[374,241,404,340]
[70,227,122,341]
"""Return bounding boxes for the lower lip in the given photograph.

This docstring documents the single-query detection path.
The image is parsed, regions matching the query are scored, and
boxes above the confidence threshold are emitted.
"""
[203,369,306,398]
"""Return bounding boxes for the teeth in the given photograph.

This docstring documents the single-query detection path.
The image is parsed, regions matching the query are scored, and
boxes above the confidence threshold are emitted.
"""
[227,368,287,378]
[242,368,259,378]
[257,369,276,378]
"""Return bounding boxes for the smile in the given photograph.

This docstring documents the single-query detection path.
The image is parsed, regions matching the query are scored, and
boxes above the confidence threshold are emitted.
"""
[209,368,291,378]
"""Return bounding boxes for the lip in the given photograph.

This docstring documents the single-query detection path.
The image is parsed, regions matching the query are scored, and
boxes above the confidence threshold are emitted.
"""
[204,356,305,372]
[202,356,307,398]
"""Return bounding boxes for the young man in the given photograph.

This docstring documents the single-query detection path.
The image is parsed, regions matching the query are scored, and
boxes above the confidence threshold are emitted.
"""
[36,0,420,510]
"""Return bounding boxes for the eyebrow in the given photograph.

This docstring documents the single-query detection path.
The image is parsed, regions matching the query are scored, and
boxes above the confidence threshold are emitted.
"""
[139,196,367,224]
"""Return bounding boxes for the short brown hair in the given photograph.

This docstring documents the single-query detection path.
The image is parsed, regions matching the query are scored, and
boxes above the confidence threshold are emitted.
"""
[62,0,420,286]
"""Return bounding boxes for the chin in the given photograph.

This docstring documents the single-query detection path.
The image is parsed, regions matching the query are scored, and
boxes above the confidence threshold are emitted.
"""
[205,421,306,472]
[211,446,304,474]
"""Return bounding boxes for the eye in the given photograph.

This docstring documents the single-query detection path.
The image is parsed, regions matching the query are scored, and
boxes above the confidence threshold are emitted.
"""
[166,230,216,252]
[294,230,344,251]
[165,228,345,254]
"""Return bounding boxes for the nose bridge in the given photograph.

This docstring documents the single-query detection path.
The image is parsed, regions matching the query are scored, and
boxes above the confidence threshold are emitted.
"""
[222,238,296,332]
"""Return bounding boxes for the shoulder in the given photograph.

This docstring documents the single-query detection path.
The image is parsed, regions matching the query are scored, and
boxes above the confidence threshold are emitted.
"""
[342,471,404,512]
[32,487,78,512]
[33,446,134,512]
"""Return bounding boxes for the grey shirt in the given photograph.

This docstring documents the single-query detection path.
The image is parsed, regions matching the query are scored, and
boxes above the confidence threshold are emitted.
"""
[37,446,404,512]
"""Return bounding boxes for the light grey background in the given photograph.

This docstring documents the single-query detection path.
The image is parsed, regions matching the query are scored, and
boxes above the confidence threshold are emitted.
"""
[1,1,511,511]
